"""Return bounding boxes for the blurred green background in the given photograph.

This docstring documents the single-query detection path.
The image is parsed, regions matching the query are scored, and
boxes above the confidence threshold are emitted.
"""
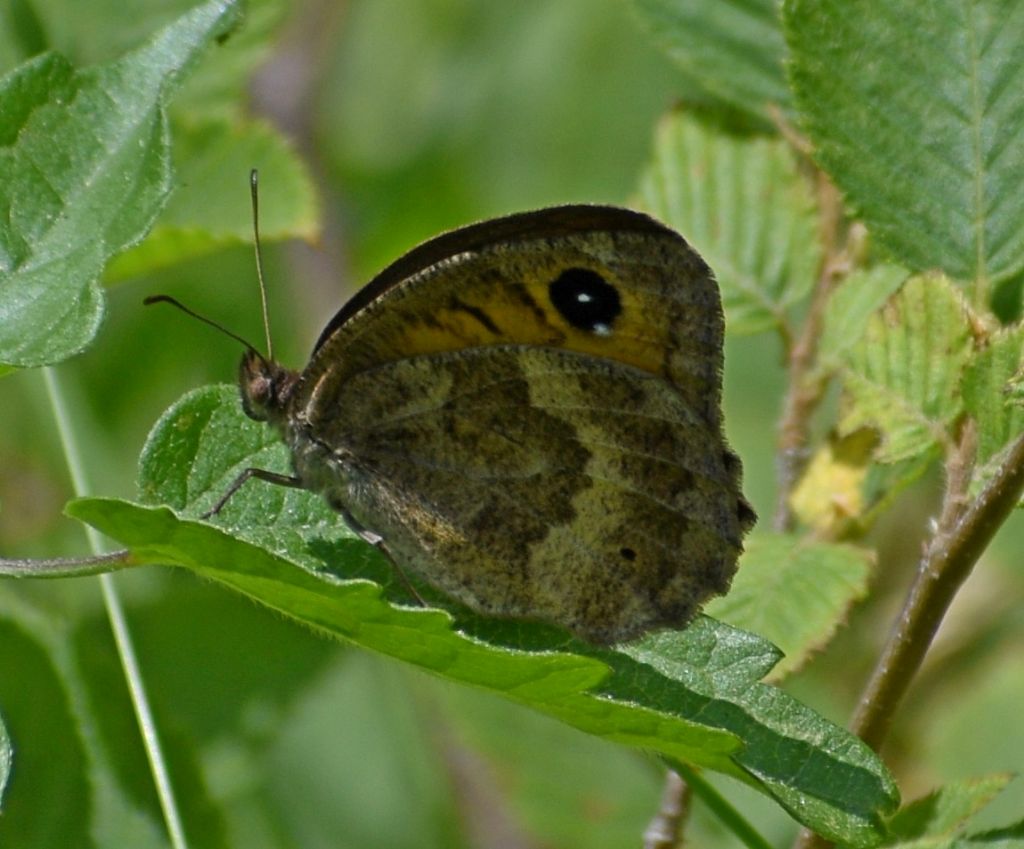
[1,1,1022,847]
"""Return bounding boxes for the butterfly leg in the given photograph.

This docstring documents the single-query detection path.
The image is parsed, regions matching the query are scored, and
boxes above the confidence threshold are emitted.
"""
[339,508,384,547]
[337,507,427,606]
[385,558,428,607]
[201,468,304,519]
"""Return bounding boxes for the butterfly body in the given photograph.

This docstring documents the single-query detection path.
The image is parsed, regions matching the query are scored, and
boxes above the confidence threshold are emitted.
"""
[238,205,754,644]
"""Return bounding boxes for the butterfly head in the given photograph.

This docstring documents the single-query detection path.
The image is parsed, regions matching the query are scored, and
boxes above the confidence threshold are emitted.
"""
[239,349,299,427]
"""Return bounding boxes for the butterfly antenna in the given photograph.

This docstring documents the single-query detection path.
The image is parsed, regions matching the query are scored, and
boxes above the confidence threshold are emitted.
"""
[143,294,264,358]
[250,168,274,361]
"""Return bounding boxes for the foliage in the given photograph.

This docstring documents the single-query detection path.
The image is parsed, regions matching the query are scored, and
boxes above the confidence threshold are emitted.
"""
[0,1,1022,848]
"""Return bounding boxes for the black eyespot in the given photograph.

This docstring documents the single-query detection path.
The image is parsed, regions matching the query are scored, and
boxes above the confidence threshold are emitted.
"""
[619,547,637,561]
[549,268,622,335]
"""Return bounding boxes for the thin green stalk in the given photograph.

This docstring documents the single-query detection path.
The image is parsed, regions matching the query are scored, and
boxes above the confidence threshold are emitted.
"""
[42,367,189,849]
[666,760,775,849]
[0,549,133,577]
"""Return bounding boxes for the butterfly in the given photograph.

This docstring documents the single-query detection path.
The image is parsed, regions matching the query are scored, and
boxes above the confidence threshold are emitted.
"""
[197,204,755,645]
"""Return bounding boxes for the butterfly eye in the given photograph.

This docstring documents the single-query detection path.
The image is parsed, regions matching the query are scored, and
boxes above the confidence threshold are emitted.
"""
[238,351,275,420]
[548,267,622,336]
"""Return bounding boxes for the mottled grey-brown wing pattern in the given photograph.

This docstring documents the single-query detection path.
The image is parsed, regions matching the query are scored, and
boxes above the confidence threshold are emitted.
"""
[291,344,749,644]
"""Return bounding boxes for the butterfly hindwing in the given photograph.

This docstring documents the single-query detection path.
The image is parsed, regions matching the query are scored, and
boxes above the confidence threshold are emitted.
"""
[289,344,747,644]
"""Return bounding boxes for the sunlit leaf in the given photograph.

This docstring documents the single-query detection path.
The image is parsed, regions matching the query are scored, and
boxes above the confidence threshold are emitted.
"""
[962,324,1024,500]
[819,265,909,372]
[106,119,319,281]
[0,0,243,367]
[839,274,974,463]
[706,532,873,679]
[638,109,819,336]
[71,385,899,846]
[887,774,1014,843]
[785,0,1024,304]
[631,0,789,122]
[789,429,878,534]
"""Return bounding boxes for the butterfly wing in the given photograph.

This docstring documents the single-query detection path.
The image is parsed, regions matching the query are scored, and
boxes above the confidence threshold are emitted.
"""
[290,344,750,644]
[302,206,727,430]
[287,206,753,642]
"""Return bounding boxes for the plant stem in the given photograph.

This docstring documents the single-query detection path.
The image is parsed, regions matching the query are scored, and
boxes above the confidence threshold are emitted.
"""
[42,367,189,849]
[793,429,1024,849]
[773,322,827,532]
[773,175,846,531]
[850,428,1023,750]
[645,770,691,849]
[0,549,133,577]
[667,762,775,849]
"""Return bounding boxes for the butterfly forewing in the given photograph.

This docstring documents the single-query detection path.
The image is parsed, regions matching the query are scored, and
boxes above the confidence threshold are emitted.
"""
[300,206,726,429]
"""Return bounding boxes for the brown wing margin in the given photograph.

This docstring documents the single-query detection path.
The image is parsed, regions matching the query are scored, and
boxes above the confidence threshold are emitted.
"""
[311,204,679,355]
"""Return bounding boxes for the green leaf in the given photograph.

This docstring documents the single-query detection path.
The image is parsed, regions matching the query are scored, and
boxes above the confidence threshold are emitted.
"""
[887,775,1014,843]
[0,709,9,809]
[71,385,900,846]
[171,0,289,123]
[962,325,1024,499]
[789,429,880,534]
[0,0,285,113]
[265,652,469,849]
[72,604,231,849]
[706,532,874,679]
[638,110,820,336]
[819,265,910,372]
[0,0,243,368]
[0,607,93,846]
[106,119,320,281]
[885,823,1024,849]
[784,0,1024,302]
[860,453,938,529]
[435,677,662,848]
[1009,370,1024,406]
[839,274,974,463]
[630,0,790,122]
[789,430,935,538]
[0,1,45,71]
[0,592,183,848]
[969,821,1024,845]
